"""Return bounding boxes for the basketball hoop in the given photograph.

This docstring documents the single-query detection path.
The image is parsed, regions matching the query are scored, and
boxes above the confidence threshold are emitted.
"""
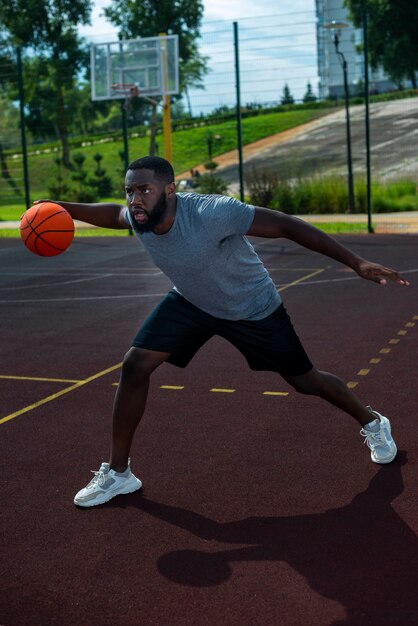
[111,83,140,110]
[111,83,159,110]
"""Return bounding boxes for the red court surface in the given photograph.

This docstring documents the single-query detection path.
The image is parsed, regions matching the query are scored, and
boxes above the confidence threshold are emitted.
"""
[1,234,417,625]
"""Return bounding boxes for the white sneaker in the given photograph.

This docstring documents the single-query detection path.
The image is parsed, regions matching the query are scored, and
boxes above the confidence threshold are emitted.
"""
[360,407,397,464]
[74,461,142,507]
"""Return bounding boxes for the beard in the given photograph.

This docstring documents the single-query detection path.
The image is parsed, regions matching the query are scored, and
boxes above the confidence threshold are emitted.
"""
[130,191,168,234]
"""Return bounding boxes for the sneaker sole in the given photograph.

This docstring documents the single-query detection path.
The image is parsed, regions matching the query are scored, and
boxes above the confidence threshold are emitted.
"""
[74,479,142,508]
[371,443,397,464]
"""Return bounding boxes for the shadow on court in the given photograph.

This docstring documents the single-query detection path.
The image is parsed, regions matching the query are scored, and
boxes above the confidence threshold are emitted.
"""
[103,452,418,625]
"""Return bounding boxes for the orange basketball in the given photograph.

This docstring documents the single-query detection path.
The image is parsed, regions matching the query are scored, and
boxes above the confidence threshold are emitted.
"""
[20,202,74,256]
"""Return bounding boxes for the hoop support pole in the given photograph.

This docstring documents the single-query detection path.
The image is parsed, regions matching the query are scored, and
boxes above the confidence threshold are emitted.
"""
[159,34,172,163]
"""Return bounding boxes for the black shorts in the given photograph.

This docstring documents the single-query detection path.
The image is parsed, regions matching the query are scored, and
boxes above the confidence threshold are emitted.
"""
[132,291,313,377]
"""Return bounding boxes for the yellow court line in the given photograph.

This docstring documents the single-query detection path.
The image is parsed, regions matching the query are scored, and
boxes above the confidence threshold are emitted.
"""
[0,362,122,426]
[358,369,370,376]
[347,316,416,390]
[0,375,82,383]
[113,383,186,390]
[263,391,289,396]
[160,385,185,390]
[210,388,235,393]
[278,268,325,292]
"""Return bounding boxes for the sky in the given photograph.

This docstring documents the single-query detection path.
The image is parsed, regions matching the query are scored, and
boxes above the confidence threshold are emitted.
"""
[79,0,316,38]
[82,0,319,112]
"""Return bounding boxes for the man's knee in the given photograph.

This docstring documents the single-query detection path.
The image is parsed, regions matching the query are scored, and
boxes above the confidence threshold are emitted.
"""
[121,347,168,384]
[284,368,325,396]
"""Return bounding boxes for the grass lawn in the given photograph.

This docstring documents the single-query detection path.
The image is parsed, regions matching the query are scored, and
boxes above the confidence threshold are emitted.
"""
[0,198,125,222]
[0,204,26,221]
[309,222,368,233]
[0,108,329,208]
[0,222,368,238]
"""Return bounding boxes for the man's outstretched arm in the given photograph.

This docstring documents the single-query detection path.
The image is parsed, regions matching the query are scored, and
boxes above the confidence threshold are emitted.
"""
[247,207,409,286]
[33,200,129,230]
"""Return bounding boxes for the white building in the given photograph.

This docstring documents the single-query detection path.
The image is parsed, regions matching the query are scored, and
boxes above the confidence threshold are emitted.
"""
[315,0,401,99]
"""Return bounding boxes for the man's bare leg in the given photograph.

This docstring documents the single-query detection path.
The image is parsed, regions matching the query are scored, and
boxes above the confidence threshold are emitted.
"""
[110,347,170,472]
[282,368,375,427]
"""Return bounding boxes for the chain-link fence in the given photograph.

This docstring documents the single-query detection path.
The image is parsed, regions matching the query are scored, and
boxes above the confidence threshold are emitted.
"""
[1,11,417,232]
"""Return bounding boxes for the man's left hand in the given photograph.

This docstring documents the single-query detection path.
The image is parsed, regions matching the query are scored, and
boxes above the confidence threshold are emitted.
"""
[355,260,410,286]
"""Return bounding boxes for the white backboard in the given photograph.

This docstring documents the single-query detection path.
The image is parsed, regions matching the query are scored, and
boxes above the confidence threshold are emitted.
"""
[91,35,179,101]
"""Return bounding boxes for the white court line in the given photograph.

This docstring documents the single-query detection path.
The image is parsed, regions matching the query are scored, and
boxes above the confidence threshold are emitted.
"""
[275,267,418,287]
[0,271,163,291]
[253,238,279,247]
[0,269,162,276]
[267,267,329,272]
[276,276,359,288]
[0,293,168,304]
[0,273,114,291]
[1,272,97,276]
[1,269,415,303]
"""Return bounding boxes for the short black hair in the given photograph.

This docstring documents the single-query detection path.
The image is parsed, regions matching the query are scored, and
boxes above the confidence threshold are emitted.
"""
[127,156,175,184]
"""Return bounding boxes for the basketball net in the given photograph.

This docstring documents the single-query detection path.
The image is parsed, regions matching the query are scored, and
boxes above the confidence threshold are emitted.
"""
[111,83,140,110]
[111,83,159,111]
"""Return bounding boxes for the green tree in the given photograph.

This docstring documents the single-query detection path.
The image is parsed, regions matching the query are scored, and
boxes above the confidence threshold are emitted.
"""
[345,0,418,88]
[103,0,209,96]
[281,84,295,105]
[303,81,317,103]
[0,96,22,196]
[0,42,16,95]
[66,82,114,136]
[0,0,93,165]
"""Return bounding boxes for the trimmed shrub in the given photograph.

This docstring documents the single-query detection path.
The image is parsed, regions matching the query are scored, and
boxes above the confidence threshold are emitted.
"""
[245,167,280,207]
[195,174,228,195]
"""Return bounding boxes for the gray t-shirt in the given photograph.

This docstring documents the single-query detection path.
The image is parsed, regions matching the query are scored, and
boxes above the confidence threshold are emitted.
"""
[124,192,281,320]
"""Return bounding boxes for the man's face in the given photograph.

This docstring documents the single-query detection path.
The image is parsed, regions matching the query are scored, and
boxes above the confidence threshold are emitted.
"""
[125,168,170,233]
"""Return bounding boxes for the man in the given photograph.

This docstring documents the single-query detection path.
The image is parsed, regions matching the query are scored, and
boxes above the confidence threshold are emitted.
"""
[37,156,409,507]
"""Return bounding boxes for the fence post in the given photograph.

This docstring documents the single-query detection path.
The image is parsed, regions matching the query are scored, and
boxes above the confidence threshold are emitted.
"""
[362,3,373,233]
[121,101,129,172]
[120,103,133,236]
[16,46,31,209]
[233,21,244,202]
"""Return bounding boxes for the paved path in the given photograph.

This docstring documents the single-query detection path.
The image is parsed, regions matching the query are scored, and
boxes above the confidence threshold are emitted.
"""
[180,97,418,188]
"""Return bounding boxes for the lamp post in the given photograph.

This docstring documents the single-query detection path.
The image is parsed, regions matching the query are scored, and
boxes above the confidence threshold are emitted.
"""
[362,3,374,233]
[323,20,355,212]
